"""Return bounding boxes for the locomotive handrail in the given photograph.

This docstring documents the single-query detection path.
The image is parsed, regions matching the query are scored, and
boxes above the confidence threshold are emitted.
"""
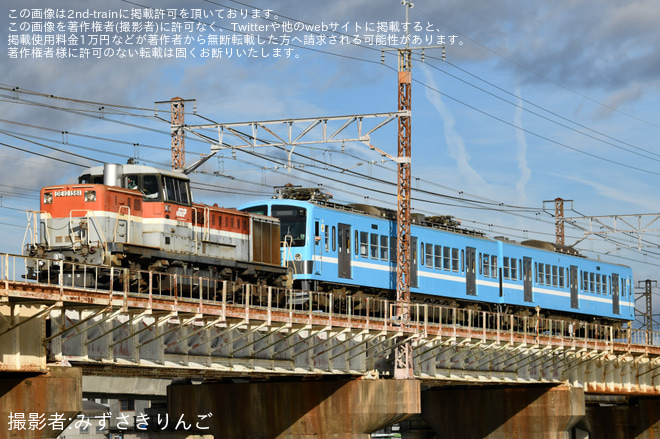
[22,210,49,251]
[191,206,211,255]
[67,209,108,252]
[113,205,131,243]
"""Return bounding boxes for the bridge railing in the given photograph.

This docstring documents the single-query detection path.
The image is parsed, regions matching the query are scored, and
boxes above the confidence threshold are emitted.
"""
[1,253,655,351]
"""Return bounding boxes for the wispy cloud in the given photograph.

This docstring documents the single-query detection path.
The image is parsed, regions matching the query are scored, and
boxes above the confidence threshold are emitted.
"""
[420,65,489,194]
[514,80,531,204]
[552,172,657,212]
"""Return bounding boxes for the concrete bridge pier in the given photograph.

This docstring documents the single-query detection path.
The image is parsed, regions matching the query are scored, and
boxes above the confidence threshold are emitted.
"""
[0,366,82,439]
[167,378,421,438]
[577,398,660,438]
[420,384,584,439]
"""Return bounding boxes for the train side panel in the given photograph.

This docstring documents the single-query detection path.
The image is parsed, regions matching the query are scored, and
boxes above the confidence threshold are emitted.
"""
[240,198,634,324]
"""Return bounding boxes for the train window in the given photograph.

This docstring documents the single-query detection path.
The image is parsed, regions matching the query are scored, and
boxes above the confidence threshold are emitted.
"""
[503,257,510,279]
[315,221,320,239]
[421,242,425,266]
[590,273,595,293]
[538,263,543,285]
[443,247,450,271]
[142,175,160,201]
[370,234,378,259]
[461,249,464,272]
[381,236,389,260]
[425,243,433,267]
[434,245,442,269]
[545,264,551,286]
[482,254,490,277]
[552,266,558,287]
[327,227,330,252]
[519,260,523,280]
[613,277,619,297]
[338,227,343,253]
[332,226,336,252]
[272,205,307,247]
[390,236,397,262]
[242,205,268,215]
[511,259,517,280]
[452,248,459,272]
[559,267,565,288]
[596,274,601,294]
[162,176,191,205]
[79,173,104,184]
[360,232,368,257]
[126,175,139,190]
[602,276,608,295]
[354,230,358,255]
[491,256,498,279]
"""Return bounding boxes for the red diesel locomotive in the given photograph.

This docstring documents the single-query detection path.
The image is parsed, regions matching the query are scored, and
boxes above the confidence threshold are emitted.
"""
[24,163,285,288]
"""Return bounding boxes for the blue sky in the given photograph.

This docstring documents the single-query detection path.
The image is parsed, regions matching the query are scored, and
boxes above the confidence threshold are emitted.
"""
[2,0,660,302]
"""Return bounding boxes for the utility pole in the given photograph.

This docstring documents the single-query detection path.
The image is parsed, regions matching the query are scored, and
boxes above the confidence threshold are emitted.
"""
[385,0,444,380]
[636,280,659,339]
[394,5,413,381]
[171,97,185,171]
[555,198,564,246]
[543,198,573,247]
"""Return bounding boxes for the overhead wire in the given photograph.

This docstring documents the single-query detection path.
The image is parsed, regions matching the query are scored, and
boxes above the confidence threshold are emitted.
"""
[2,1,656,266]
[412,5,660,130]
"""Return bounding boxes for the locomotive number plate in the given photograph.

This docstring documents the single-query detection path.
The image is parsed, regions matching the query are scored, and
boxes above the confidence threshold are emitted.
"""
[54,190,82,197]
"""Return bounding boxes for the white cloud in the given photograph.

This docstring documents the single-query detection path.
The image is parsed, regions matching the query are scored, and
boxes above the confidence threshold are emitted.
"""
[514,80,531,204]
[420,65,490,195]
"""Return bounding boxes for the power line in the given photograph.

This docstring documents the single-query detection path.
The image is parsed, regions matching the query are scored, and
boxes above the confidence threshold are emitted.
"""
[412,5,660,130]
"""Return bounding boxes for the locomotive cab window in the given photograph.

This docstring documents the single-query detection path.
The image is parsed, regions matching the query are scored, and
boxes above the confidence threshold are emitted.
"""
[142,175,160,201]
[78,174,103,184]
[162,176,191,205]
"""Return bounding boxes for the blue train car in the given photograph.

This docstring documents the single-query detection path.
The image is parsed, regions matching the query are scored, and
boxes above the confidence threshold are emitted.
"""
[239,187,634,324]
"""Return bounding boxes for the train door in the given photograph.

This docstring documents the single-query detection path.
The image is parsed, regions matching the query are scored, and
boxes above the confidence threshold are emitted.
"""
[570,265,579,309]
[314,219,323,275]
[466,247,476,296]
[411,237,418,288]
[612,273,620,315]
[338,223,351,279]
[523,257,533,302]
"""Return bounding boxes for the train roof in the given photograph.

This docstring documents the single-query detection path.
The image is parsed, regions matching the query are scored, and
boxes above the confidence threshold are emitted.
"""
[79,164,190,181]
[254,185,594,258]
[264,185,483,237]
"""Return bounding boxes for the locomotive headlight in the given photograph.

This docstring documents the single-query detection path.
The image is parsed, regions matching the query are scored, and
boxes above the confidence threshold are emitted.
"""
[294,253,302,261]
[43,192,53,204]
[84,190,96,202]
